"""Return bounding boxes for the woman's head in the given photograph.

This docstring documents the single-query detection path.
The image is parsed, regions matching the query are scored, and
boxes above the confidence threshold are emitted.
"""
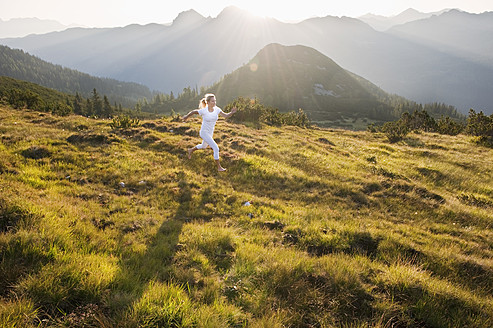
[199,93,216,108]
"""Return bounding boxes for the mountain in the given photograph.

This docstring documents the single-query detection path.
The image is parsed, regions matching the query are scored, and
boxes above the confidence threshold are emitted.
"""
[209,43,392,122]
[0,75,74,105]
[290,12,493,115]
[1,6,492,114]
[172,9,210,27]
[0,45,153,106]
[388,9,493,67]
[0,17,76,38]
[358,8,451,31]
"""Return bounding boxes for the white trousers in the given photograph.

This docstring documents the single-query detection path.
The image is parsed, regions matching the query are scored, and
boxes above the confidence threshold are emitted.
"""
[196,130,219,160]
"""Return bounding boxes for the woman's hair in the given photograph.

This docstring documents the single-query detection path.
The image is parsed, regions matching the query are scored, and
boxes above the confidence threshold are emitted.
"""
[199,93,216,108]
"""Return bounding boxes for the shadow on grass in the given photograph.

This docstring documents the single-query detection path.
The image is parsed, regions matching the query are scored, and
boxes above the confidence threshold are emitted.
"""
[0,198,53,297]
[108,171,193,325]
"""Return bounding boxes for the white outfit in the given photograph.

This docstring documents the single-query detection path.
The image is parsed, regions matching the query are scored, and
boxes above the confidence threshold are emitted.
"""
[195,106,224,160]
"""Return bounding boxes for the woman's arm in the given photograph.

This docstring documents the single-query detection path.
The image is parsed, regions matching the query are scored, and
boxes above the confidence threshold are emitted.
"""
[182,109,199,121]
[220,107,237,118]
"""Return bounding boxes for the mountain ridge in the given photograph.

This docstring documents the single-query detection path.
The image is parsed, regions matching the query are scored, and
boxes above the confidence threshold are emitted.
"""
[0,44,153,106]
[0,17,77,38]
[1,7,492,114]
[358,8,452,31]
[208,43,393,122]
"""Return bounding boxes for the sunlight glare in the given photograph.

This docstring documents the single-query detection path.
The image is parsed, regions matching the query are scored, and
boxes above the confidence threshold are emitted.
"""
[239,2,305,21]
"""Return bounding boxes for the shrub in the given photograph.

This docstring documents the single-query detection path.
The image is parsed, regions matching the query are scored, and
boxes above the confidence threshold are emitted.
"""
[436,116,465,135]
[227,97,310,128]
[109,115,140,129]
[465,109,493,143]
[380,120,409,142]
[227,97,264,126]
[371,109,467,139]
[400,110,437,132]
[48,101,73,116]
[7,88,44,110]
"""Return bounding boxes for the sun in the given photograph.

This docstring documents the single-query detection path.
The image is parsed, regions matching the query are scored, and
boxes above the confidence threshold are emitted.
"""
[238,2,303,21]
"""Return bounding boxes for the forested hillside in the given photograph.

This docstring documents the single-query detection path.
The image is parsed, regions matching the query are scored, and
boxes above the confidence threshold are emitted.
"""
[139,44,465,128]
[2,7,492,114]
[0,76,142,119]
[0,45,153,107]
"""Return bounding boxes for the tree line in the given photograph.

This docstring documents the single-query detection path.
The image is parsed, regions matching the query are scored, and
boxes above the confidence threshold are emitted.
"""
[137,86,202,115]
[0,78,121,118]
[372,109,493,146]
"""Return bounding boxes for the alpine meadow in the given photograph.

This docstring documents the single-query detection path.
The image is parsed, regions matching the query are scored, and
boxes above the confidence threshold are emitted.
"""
[1,4,493,328]
[1,90,492,326]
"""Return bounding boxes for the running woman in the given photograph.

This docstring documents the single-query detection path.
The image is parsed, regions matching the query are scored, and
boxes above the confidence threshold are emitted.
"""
[182,94,237,171]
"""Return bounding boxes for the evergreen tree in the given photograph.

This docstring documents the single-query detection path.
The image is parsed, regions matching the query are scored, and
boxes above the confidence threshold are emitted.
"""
[103,95,113,118]
[73,92,84,115]
[466,109,493,139]
[85,98,93,117]
[91,88,103,117]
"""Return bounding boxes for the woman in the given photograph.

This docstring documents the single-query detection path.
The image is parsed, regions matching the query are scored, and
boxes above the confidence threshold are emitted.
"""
[182,94,237,172]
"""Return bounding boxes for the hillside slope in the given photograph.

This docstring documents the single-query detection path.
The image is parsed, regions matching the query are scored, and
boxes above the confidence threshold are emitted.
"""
[1,104,492,327]
[2,7,493,114]
[209,43,393,122]
[0,45,153,106]
[0,76,74,105]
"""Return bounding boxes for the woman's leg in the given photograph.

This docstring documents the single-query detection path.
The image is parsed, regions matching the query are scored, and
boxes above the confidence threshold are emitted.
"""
[200,133,225,171]
[215,159,226,172]
[199,133,219,160]
[189,138,209,159]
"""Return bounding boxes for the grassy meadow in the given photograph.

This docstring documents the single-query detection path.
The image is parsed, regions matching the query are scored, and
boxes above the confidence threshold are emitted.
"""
[0,104,492,327]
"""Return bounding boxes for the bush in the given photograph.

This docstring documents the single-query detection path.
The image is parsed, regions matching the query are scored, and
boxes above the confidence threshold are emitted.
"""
[436,116,465,135]
[227,97,264,125]
[227,97,310,128]
[465,109,493,141]
[400,110,438,132]
[371,109,469,141]
[48,101,73,116]
[109,115,140,129]
[7,88,44,110]
[381,120,409,142]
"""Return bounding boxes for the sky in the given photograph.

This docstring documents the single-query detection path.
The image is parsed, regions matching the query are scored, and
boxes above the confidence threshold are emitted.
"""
[1,0,492,27]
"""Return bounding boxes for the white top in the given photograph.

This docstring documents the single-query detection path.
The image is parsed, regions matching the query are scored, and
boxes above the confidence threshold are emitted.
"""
[198,106,223,135]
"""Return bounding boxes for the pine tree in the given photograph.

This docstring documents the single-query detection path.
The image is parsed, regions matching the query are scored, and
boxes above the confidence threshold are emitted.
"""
[103,95,113,118]
[91,88,103,117]
[85,98,93,117]
[73,92,84,115]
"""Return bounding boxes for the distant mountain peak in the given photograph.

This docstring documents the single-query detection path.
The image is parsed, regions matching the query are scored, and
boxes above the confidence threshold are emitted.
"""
[172,9,206,26]
[210,43,381,121]
[217,6,256,20]
[398,8,421,16]
[0,17,70,38]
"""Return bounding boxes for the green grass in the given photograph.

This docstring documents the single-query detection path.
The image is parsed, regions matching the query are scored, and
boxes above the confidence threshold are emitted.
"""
[0,105,492,327]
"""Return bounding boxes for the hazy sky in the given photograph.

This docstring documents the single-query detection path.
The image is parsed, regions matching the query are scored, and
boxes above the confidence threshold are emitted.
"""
[1,0,492,27]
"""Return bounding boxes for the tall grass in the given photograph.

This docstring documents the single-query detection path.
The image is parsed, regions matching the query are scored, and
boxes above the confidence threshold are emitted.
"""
[1,105,492,327]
